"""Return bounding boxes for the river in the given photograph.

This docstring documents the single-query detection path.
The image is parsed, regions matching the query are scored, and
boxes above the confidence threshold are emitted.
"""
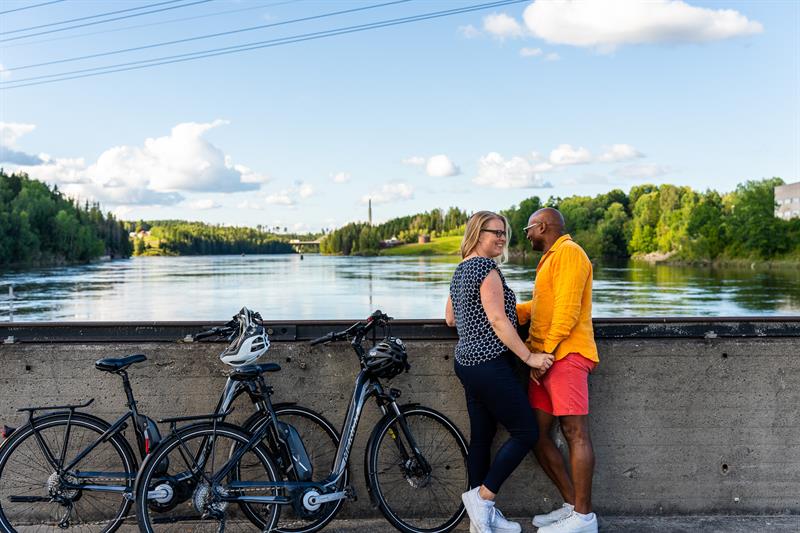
[1,254,799,321]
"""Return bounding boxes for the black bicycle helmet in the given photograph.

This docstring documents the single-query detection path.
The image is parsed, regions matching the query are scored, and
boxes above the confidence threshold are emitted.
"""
[364,337,410,379]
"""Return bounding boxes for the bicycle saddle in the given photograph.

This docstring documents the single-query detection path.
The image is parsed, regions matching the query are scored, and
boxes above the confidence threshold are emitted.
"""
[229,362,281,381]
[95,354,147,373]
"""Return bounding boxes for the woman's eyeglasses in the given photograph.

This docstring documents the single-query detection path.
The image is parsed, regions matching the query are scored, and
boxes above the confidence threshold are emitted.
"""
[480,229,507,238]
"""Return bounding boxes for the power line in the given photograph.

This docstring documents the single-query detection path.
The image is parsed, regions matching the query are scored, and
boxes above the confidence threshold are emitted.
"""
[5,0,412,72]
[1,0,528,90]
[2,0,302,49]
[1,0,185,34]
[0,0,214,43]
[0,0,66,16]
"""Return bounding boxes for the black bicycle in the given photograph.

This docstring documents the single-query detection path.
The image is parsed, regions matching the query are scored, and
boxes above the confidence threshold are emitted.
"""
[0,310,341,533]
[134,310,469,533]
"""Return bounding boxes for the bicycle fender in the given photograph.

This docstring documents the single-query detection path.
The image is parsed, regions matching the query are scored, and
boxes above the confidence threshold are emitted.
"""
[362,403,421,506]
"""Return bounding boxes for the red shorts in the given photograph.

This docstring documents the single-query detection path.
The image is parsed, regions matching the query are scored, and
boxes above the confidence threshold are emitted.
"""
[529,353,596,416]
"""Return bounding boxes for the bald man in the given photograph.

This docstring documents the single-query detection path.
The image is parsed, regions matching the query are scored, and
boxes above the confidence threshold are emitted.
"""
[516,208,599,533]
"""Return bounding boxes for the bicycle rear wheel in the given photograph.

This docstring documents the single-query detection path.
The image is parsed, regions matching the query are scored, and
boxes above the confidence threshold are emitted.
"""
[0,413,136,533]
[134,422,280,533]
[366,406,468,533]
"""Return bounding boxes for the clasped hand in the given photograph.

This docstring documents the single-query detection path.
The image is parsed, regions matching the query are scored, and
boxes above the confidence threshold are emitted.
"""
[525,351,553,384]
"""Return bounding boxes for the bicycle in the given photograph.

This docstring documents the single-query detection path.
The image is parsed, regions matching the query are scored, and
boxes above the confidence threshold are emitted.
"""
[0,308,340,533]
[134,310,469,533]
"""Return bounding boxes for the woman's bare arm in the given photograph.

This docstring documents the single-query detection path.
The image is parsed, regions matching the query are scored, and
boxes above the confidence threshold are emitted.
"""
[445,295,455,327]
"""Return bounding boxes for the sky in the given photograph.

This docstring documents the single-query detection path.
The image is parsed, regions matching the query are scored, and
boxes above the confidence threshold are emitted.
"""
[1,0,798,233]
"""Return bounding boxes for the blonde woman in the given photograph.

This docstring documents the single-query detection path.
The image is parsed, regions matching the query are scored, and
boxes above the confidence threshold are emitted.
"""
[446,211,554,533]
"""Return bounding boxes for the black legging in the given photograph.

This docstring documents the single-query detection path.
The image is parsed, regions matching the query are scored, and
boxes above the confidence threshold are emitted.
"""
[455,353,539,493]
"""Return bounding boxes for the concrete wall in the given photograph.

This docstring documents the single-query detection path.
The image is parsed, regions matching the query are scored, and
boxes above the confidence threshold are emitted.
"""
[1,320,799,517]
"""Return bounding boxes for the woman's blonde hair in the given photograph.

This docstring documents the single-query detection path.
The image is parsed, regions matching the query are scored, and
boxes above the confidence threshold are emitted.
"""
[460,210,510,263]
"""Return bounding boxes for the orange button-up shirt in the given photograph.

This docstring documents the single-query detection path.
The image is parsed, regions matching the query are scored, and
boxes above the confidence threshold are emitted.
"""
[516,234,599,363]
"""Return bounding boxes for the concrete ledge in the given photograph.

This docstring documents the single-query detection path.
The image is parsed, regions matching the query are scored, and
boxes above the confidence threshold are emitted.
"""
[2,319,800,518]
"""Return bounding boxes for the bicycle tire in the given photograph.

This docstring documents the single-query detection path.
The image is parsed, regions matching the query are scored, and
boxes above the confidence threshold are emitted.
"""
[134,421,280,533]
[240,405,345,533]
[0,412,136,533]
[366,405,468,533]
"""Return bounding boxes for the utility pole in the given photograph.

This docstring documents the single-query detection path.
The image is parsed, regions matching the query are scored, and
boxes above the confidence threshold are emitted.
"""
[368,198,372,226]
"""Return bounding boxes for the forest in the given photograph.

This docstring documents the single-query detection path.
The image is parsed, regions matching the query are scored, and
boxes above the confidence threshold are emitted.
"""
[0,170,131,266]
[322,178,800,261]
[129,220,294,256]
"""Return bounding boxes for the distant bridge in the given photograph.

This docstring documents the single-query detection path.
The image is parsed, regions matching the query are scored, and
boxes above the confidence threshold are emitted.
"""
[289,239,320,253]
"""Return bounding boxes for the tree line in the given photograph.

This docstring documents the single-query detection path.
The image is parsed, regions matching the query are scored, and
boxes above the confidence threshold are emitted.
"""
[129,220,295,256]
[323,178,800,261]
[319,207,469,255]
[0,170,131,266]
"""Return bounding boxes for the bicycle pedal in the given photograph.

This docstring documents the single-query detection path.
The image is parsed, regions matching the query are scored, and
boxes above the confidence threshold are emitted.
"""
[345,485,357,501]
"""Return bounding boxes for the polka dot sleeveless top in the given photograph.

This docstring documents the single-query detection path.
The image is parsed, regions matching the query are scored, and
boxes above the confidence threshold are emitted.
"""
[449,256,517,366]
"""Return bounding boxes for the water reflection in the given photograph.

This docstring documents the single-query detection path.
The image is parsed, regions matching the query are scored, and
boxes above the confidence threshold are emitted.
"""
[1,255,798,321]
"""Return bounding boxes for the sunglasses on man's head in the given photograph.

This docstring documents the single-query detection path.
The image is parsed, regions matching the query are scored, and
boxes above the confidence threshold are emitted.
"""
[523,221,543,232]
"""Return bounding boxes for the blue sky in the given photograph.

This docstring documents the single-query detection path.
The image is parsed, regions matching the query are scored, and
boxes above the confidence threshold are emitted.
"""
[1,0,798,232]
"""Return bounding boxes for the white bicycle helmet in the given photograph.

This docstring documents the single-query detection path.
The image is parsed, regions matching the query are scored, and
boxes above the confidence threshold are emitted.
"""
[219,307,270,367]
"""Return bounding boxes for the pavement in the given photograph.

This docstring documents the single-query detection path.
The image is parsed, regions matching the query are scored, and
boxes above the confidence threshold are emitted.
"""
[320,515,800,532]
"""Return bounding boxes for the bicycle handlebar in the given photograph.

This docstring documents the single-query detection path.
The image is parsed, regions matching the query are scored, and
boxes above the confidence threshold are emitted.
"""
[308,310,392,346]
[193,325,233,341]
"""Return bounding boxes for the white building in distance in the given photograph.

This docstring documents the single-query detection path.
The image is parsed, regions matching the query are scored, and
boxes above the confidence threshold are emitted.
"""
[775,181,800,220]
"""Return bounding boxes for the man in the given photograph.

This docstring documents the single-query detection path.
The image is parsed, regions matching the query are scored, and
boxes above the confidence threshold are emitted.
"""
[516,207,599,533]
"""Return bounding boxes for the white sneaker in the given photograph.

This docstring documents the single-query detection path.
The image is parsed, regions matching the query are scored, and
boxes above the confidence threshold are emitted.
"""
[532,503,574,527]
[469,506,521,533]
[488,506,521,533]
[535,511,598,533]
[461,487,492,533]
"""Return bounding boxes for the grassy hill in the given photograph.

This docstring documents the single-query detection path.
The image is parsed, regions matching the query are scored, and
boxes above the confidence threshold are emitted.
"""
[380,236,462,256]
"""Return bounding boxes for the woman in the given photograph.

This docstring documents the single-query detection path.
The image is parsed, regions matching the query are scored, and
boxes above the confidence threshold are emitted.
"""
[446,211,553,533]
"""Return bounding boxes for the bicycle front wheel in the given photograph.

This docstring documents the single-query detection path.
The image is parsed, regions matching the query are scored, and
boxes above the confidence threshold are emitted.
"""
[0,413,136,533]
[134,422,280,533]
[366,406,468,533]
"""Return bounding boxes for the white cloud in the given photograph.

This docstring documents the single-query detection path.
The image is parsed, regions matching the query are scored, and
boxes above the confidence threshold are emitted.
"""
[187,198,221,210]
[361,182,414,205]
[9,120,269,207]
[233,162,270,184]
[0,122,35,146]
[332,171,351,183]
[458,24,481,38]
[523,0,763,52]
[265,191,295,206]
[598,144,644,163]
[402,156,426,166]
[425,154,461,177]
[520,47,543,57]
[483,12,524,40]
[473,152,552,189]
[404,154,461,177]
[616,163,672,178]
[297,182,314,198]
[549,144,592,166]
[237,199,265,210]
[0,64,10,80]
[544,52,561,61]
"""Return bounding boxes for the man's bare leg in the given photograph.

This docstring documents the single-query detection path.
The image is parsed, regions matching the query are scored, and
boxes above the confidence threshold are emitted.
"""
[559,415,594,514]
[533,409,575,504]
